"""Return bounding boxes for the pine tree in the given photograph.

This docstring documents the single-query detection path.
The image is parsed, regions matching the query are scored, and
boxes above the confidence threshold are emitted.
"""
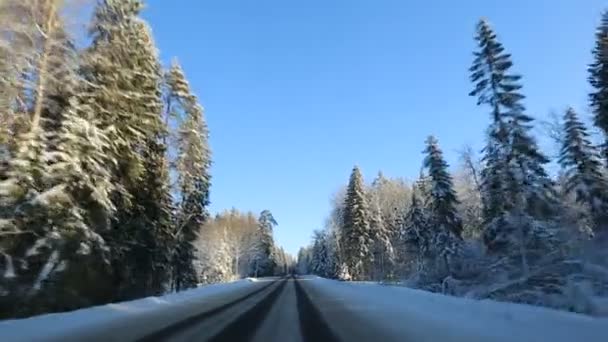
[0,0,142,317]
[423,136,463,238]
[165,60,211,291]
[252,210,277,277]
[589,11,608,163]
[401,182,431,271]
[311,230,329,277]
[469,19,555,250]
[79,0,171,299]
[341,166,373,280]
[558,108,608,233]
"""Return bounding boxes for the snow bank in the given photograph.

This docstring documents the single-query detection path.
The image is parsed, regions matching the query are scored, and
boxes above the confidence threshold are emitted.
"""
[305,277,608,342]
[0,279,257,342]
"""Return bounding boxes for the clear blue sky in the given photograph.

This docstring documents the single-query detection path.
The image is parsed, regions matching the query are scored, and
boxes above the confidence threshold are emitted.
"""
[143,0,605,255]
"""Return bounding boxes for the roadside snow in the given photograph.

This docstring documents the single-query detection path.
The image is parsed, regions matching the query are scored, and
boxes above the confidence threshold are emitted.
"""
[304,277,608,342]
[0,279,258,342]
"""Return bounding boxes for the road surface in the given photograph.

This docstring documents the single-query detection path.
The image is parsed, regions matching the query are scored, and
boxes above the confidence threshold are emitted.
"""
[136,275,350,342]
[3,275,606,342]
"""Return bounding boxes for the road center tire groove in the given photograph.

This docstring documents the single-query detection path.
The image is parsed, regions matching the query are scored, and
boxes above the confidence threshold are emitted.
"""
[206,279,288,342]
[294,279,341,342]
[137,280,279,342]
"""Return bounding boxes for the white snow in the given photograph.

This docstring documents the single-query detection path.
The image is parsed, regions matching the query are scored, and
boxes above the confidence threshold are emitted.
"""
[2,253,15,279]
[25,237,49,257]
[304,277,607,342]
[31,250,59,292]
[0,279,259,342]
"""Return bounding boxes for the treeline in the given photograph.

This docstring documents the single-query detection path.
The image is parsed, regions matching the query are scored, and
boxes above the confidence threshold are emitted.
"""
[195,209,293,284]
[0,0,286,319]
[298,16,608,314]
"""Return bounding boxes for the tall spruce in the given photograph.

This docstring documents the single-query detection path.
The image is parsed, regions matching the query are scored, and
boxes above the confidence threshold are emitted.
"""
[558,108,608,232]
[0,0,127,317]
[589,11,608,163]
[341,166,373,280]
[80,0,169,299]
[423,136,463,238]
[469,19,555,250]
[166,60,212,291]
[253,210,277,277]
[401,181,431,269]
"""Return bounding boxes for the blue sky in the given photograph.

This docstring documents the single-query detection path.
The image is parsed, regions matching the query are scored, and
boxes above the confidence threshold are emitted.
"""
[143,0,605,255]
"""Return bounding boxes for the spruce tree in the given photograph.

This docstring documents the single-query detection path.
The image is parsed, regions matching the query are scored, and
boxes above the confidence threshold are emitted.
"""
[252,210,277,277]
[165,60,212,291]
[558,108,608,232]
[80,0,170,299]
[311,230,329,277]
[589,11,608,163]
[423,136,463,238]
[341,166,373,280]
[401,182,431,270]
[469,19,555,250]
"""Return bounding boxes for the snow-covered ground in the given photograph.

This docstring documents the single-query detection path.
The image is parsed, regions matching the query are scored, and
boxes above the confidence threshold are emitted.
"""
[302,277,608,342]
[0,279,259,342]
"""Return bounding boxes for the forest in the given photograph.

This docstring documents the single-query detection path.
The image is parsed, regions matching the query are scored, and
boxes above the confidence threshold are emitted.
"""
[0,0,289,319]
[297,16,608,315]
[2,0,608,321]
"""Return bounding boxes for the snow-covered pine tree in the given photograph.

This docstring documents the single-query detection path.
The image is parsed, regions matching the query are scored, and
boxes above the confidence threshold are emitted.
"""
[252,210,278,277]
[422,136,462,272]
[423,136,463,238]
[78,0,172,299]
[311,230,329,277]
[165,60,212,291]
[368,180,394,280]
[469,19,556,252]
[469,19,513,223]
[558,108,608,233]
[589,11,608,164]
[341,166,373,280]
[401,179,432,273]
[0,0,111,317]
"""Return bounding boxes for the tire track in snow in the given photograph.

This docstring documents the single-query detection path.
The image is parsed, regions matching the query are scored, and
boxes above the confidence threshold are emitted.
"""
[137,279,280,341]
[295,279,341,342]
[206,279,288,341]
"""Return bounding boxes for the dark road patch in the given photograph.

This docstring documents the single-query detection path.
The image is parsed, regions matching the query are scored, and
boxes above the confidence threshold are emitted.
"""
[206,279,288,342]
[137,280,279,342]
[295,280,341,342]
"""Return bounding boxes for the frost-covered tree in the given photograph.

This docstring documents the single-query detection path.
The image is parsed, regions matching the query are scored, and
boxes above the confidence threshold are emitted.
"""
[454,147,484,238]
[72,0,176,300]
[422,136,462,272]
[368,185,395,280]
[589,11,608,163]
[469,19,555,251]
[400,182,432,272]
[310,230,330,277]
[165,60,212,291]
[251,210,277,277]
[296,247,312,275]
[469,19,513,222]
[423,136,463,238]
[341,166,373,280]
[0,0,119,317]
[558,108,608,233]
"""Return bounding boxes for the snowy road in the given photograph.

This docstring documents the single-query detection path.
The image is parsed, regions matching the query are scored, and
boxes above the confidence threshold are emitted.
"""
[136,276,337,342]
[2,275,608,342]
